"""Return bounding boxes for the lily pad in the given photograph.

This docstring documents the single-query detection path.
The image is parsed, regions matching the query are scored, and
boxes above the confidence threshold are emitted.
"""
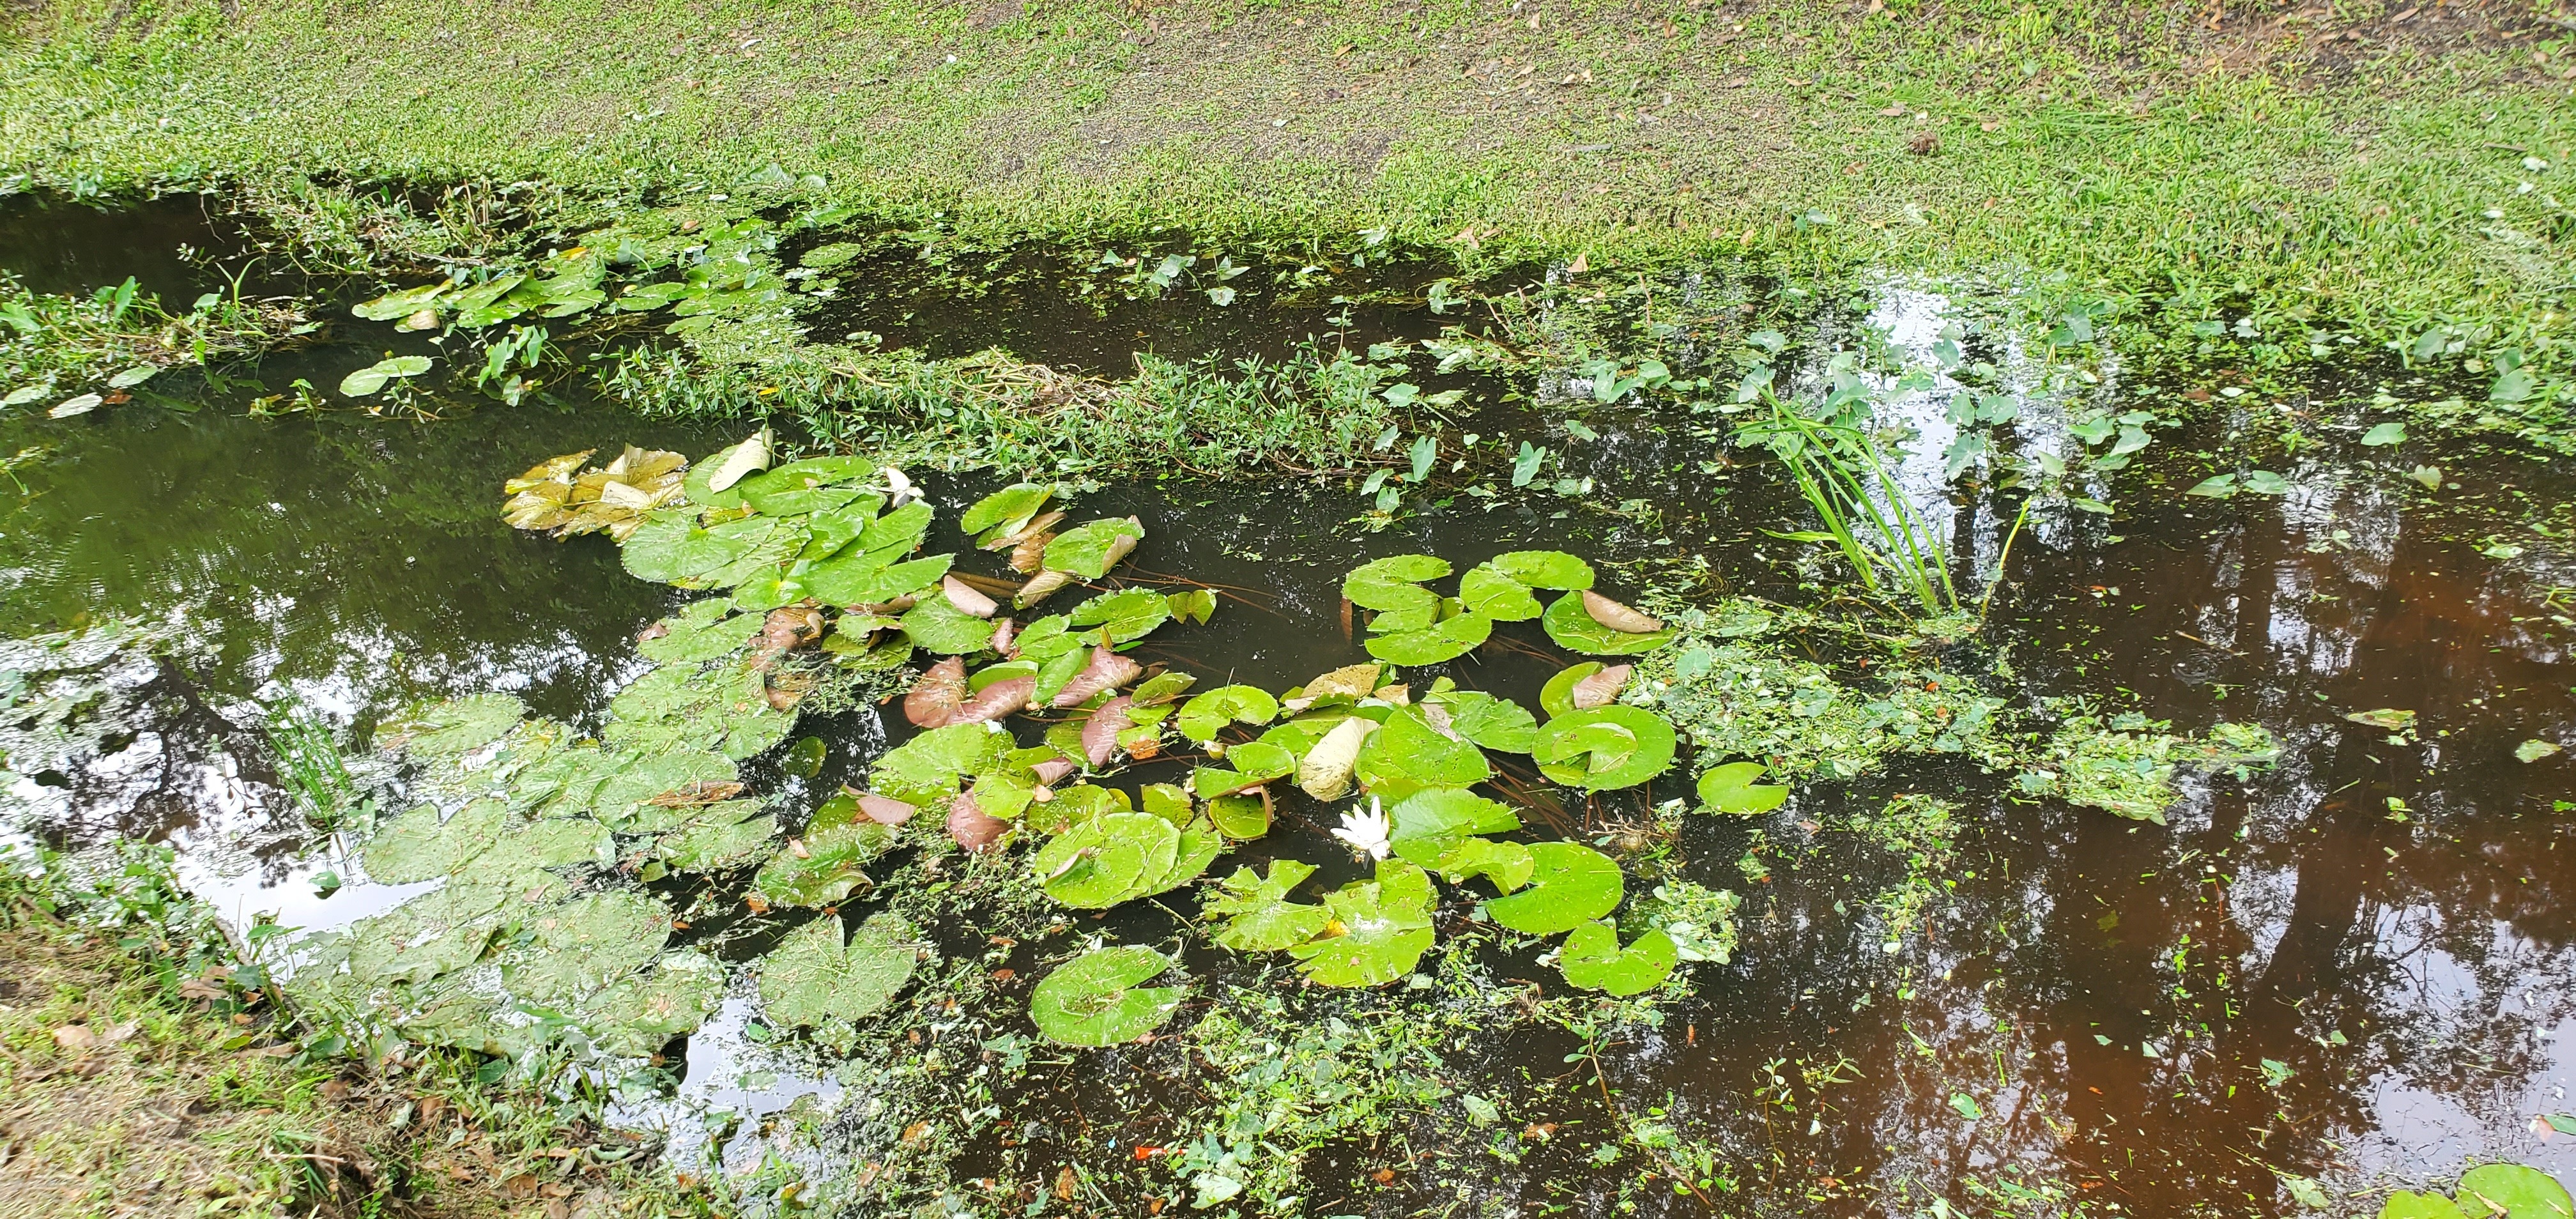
[656,808,779,871]
[903,594,1000,655]
[1203,860,1331,952]
[1541,592,1674,656]
[499,890,673,1006]
[1696,761,1790,814]
[1538,663,1604,719]
[1457,565,1544,621]
[1192,739,1296,798]
[1365,610,1492,665]
[338,354,434,397]
[1295,715,1377,801]
[1558,921,1678,996]
[1287,860,1438,987]
[1431,836,1535,893]
[1485,842,1622,935]
[1386,787,1521,866]
[1489,549,1595,590]
[962,482,1054,537]
[870,723,1013,805]
[1205,792,1271,839]
[1068,588,1171,643]
[363,799,507,884]
[378,693,526,758]
[1342,554,1450,614]
[1029,946,1186,1046]
[1033,812,1179,907]
[2456,1165,2575,1219]
[2379,1193,2469,1219]
[1535,706,1677,790]
[1354,705,1492,800]
[757,911,927,1040]
[1177,686,1282,742]
[1427,687,1540,753]
[577,950,726,1057]
[640,604,764,663]
[1044,517,1145,578]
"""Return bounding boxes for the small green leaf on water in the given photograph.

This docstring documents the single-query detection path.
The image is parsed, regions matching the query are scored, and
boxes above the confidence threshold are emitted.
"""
[2361,421,2407,446]
[2185,473,2238,498]
[1029,946,1186,1045]
[1203,860,1330,951]
[2408,464,2445,491]
[105,365,158,388]
[2379,1192,2469,1219]
[338,355,434,397]
[2281,1175,2330,1210]
[1044,517,1145,578]
[1696,761,1789,814]
[1948,1092,1983,1121]
[2516,739,2561,763]
[2342,708,2416,732]
[2241,469,2292,495]
[785,735,827,777]
[2455,1163,2576,1219]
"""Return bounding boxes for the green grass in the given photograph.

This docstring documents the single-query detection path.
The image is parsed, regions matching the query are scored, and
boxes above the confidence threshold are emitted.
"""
[3,0,2574,435]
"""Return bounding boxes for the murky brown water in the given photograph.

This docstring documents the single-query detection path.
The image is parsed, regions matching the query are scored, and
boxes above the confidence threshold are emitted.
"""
[4,204,2573,1215]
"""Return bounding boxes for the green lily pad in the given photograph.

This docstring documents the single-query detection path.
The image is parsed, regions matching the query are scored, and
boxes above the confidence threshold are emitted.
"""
[363,799,507,884]
[1287,860,1437,987]
[1029,946,1186,1046]
[1165,588,1218,625]
[1192,739,1297,798]
[1485,842,1621,935]
[1203,861,1331,952]
[577,950,726,1057]
[1176,686,1282,743]
[2379,1193,2469,1219]
[1342,554,1446,615]
[585,749,742,831]
[902,594,999,655]
[338,354,434,397]
[1457,565,1544,621]
[2457,1165,2574,1219]
[640,602,764,663]
[1489,549,1595,590]
[1431,836,1535,893]
[1696,762,1789,814]
[1541,592,1675,656]
[1535,706,1677,790]
[1068,588,1171,643]
[870,723,1013,805]
[1365,610,1492,664]
[1427,687,1540,753]
[515,816,615,869]
[1559,921,1678,996]
[498,890,673,1006]
[378,693,526,758]
[656,808,779,871]
[1386,787,1521,866]
[1044,518,1145,578]
[753,816,900,907]
[1354,705,1491,800]
[807,553,953,607]
[758,911,927,1042]
[1034,811,1179,907]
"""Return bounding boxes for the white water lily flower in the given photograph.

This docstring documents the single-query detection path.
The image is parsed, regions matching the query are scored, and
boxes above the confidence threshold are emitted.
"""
[1331,797,1391,862]
[881,465,920,507]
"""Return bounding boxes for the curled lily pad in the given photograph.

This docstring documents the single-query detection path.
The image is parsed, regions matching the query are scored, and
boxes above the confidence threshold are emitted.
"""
[1558,921,1678,996]
[1296,715,1376,801]
[1535,706,1677,790]
[1034,812,1179,907]
[1539,663,1604,719]
[1386,787,1520,866]
[1432,836,1535,893]
[378,693,525,758]
[703,429,772,494]
[1202,860,1330,952]
[1177,686,1281,742]
[1342,555,1450,613]
[1029,946,1186,1046]
[962,482,1054,539]
[758,912,927,1043]
[1485,842,1621,935]
[1365,610,1492,665]
[1166,588,1218,624]
[1287,860,1437,987]
[1541,592,1675,656]
[1696,762,1789,814]
[1204,790,1272,839]
[1045,517,1144,578]
[1130,670,1197,706]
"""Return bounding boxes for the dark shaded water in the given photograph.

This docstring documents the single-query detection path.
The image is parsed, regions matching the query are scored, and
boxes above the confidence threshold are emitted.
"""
[4,209,2575,1216]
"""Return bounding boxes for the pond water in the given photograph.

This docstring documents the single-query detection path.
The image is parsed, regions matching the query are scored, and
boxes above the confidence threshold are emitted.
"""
[3,201,2575,1216]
